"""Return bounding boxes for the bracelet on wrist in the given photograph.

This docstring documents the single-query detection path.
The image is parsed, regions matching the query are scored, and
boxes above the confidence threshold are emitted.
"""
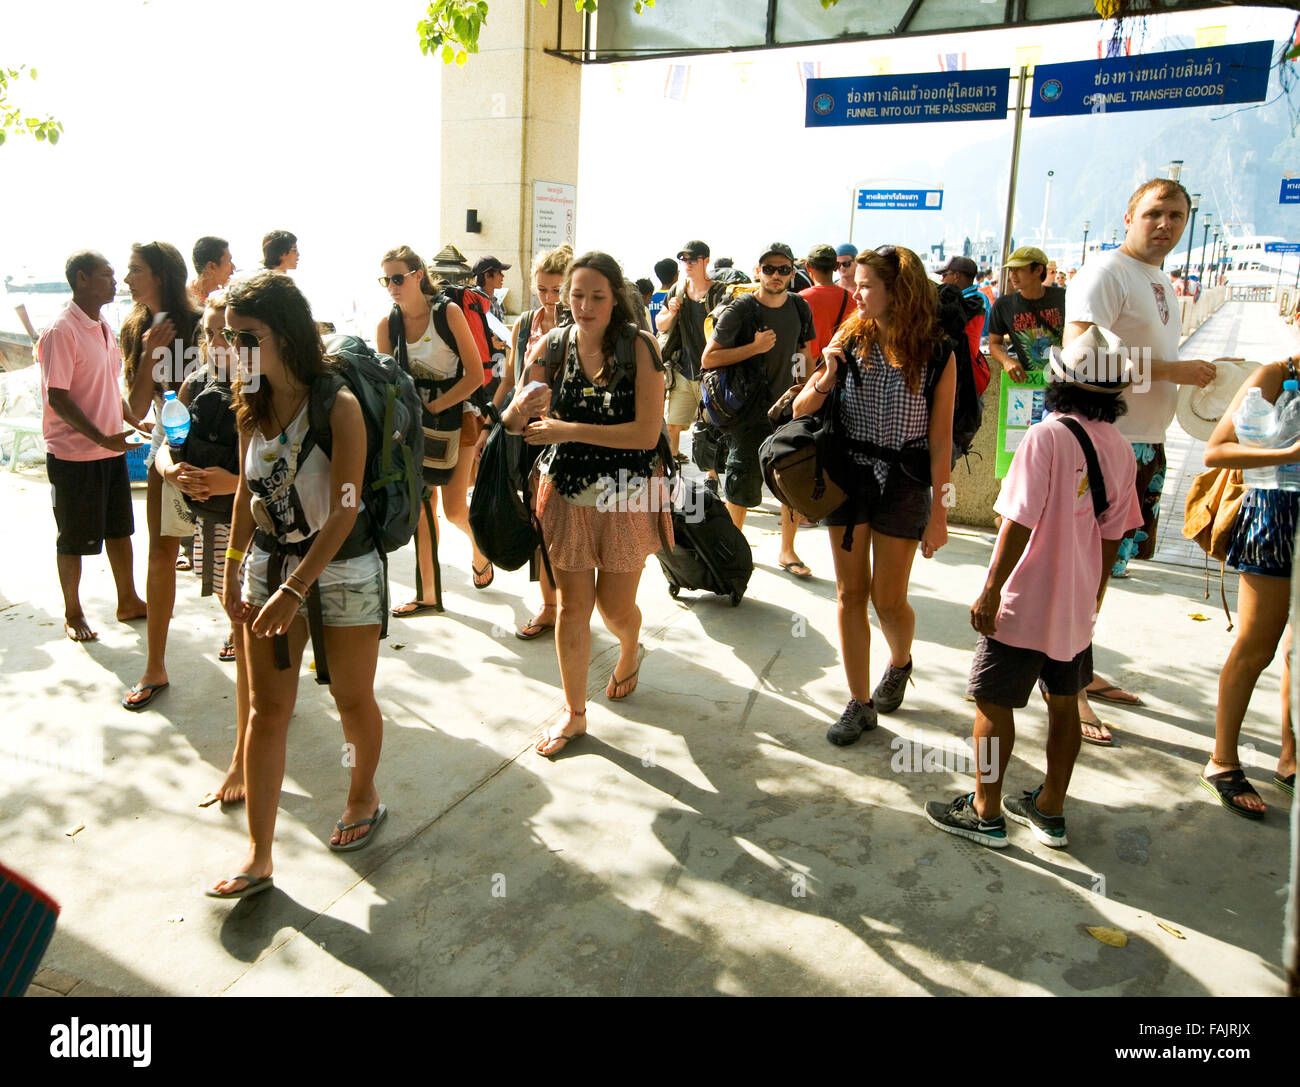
[224,547,245,563]
[279,582,306,604]
[813,381,833,395]
[286,572,309,592]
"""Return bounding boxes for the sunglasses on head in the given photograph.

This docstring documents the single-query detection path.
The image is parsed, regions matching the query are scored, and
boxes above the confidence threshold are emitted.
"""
[379,271,419,287]
[875,245,900,270]
[761,263,794,277]
[221,327,265,350]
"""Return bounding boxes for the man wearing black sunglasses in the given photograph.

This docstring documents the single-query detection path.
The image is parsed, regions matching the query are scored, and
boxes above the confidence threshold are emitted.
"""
[701,242,816,577]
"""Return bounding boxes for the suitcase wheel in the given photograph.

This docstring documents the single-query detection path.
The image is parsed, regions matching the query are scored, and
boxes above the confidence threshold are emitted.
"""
[668,585,680,599]
[729,592,742,607]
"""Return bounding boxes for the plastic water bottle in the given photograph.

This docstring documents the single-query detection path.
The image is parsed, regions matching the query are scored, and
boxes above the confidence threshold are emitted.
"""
[1274,379,1300,491]
[160,390,190,454]
[1234,387,1278,490]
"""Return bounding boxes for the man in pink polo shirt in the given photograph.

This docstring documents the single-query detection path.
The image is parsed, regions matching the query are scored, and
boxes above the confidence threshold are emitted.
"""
[926,347,1142,849]
[38,251,147,641]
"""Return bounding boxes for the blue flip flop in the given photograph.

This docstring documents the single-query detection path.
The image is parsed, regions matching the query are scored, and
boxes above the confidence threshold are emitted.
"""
[122,682,169,712]
[329,803,388,852]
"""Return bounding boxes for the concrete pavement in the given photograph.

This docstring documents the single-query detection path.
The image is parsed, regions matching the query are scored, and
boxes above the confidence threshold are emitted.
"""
[1,305,1294,996]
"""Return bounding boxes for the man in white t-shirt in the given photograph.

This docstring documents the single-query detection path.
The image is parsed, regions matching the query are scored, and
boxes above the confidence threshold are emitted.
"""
[1064,177,1216,742]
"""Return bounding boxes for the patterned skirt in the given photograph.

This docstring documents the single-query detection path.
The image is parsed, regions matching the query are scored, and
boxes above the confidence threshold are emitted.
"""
[1226,488,1300,579]
[536,471,673,574]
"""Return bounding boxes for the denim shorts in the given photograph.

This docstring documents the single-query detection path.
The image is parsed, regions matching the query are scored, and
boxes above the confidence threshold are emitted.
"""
[243,546,384,627]
[824,459,931,541]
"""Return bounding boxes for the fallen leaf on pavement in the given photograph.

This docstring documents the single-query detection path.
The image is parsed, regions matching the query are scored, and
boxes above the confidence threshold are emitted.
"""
[1188,613,1210,622]
[1086,926,1128,947]
[1156,921,1185,939]
[65,824,84,838]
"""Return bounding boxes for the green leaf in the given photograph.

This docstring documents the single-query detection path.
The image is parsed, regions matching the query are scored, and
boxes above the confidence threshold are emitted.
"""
[0,130,6,147]
[47,126,59,145]
[455,48,468,66]
[29,67,38,80]
[35,127,45,141]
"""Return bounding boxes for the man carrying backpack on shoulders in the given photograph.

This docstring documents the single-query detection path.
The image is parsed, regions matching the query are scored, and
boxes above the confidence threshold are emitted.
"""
[800,243,854,366]
[657,239,726,463]
[701,242,816,578]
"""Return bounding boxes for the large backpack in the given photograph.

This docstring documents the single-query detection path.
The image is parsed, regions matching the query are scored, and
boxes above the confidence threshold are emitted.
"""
[180,365,239,521]
[442,284,504,387]
[936,283,987,465]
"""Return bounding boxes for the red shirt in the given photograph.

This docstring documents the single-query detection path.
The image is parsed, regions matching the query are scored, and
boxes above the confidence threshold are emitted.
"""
[799,284,854,364]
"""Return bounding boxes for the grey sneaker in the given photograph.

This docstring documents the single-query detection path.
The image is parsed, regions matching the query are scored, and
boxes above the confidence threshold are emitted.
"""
[1003,786,1068,848]
[826,698,877,746]
[872,658,914,714]
[924,793,1008,849]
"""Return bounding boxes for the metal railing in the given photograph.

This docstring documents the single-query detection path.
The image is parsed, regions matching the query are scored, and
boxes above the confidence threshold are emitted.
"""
[1178,285,1228,343]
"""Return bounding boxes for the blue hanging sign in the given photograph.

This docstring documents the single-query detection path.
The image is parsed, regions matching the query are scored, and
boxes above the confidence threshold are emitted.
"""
[1100,243,1120,251]
[857,189,944,211]
[1265,242,1300,253]
[806,69,1009,127]
[1281,178,1300,204]
[1030,40,1271,118]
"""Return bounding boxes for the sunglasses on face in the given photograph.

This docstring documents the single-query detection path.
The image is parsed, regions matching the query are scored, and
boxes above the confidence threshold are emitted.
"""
[761,264,793,277]
[222,327,265,350]
[379,271,418,287]
[678,254,701,264]
[837,259,854,268]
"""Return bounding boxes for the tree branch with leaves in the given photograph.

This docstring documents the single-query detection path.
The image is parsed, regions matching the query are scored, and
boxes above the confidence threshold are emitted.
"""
[0,65,62,147]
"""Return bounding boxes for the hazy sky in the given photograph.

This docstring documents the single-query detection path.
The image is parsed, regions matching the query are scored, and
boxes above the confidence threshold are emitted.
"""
[3,0,1295,331]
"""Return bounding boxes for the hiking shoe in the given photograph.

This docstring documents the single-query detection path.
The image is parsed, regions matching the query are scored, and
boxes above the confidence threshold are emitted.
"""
[1003,786,1069,848]
[872,658,914,714]
[924,793,1008,849]
[826,698,877,746]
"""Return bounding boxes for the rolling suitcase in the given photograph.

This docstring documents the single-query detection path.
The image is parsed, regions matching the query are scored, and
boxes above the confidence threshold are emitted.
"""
[656,477,752,606]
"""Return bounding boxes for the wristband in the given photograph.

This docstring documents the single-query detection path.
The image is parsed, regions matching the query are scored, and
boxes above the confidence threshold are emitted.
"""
[286,572,309,592]
[279,583,306,604]
[813,381,833,395]
[224,547,245,563]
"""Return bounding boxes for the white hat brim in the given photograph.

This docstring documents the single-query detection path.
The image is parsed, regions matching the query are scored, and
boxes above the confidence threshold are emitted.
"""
[1175,360,1259,442]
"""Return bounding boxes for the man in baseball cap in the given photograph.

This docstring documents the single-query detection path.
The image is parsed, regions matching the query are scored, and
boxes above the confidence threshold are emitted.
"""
[677,239,710,263]
[701,242,816,577]
[937,255,990,345]
[800,244,854,370]
[835,243,858,291]
[988,245,1064,384]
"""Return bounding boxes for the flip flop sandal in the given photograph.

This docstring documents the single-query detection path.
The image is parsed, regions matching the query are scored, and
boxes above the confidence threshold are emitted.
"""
[122,681,169,712]
[328,803,388,852]
[1198,769,1266,820]
[1273,772,1296,797]
[1087,684,1144,707]
[1079,717,1115,747]
[218,639,236,663]
[607,644,645,701]
[205,873,273,899]
[175,556,193,572]
[516,615,556,640]
[779,560,813,579]
[472,561,495,590]
[535,712,586,758]
[391,601,443,617]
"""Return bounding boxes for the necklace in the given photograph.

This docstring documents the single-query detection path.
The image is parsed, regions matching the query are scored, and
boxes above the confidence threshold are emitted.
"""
[268,389,309,445]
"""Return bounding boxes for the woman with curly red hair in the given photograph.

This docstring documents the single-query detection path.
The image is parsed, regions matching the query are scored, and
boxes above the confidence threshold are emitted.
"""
[793,244,955,746]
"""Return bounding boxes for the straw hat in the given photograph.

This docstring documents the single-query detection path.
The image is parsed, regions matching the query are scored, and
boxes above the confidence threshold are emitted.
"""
[1046,325,1131,394]
[1176,359,1257,441]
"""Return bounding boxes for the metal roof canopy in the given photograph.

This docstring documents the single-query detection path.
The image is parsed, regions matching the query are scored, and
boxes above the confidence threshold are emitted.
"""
[546,0,1249,65]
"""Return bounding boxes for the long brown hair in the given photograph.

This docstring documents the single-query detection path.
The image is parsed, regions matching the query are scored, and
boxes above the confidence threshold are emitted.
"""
[119,241,200,391]
[836,245,940,394]
[227,272,330,433]
[563,250,648,384]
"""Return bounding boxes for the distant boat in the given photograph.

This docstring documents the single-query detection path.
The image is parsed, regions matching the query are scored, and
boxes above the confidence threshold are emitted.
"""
[3,274,68,294]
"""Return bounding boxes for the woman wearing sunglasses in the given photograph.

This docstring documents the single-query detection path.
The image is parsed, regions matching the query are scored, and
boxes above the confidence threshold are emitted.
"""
[491,244,573,640]
[208,273,386,899]
[120,241,202,712]
[501,251,671,757]
[794,245,955,745]
[376,246,488,615]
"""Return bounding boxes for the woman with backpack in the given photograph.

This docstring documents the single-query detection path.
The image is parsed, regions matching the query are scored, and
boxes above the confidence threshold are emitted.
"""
[208,273,386,899]
[377,245,490,615]
[501,251,671,757]
[492,245,572,640]
[1198,357,1300,819]
[157,293,249,805]
[120,241,202,712]
[793,245,955,746]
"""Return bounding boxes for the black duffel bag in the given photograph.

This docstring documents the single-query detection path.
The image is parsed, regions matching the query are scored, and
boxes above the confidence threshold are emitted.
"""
[758,368,847,524]
[469,400,542,572]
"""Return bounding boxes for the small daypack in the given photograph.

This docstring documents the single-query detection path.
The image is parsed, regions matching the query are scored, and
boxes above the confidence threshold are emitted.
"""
[181,366,239,521]
[389,300,467,485]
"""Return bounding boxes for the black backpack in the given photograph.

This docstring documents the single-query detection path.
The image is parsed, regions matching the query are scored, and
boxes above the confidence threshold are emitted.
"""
[699,292,767,429]
[181,366,239,521]
[468,399,544,572]
[937,283,987,465]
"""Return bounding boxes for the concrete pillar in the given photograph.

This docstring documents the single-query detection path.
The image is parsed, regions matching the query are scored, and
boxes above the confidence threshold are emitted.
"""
[439,0,583,316]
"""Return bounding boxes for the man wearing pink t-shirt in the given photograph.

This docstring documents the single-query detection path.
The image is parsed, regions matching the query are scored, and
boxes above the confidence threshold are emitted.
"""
[926,357,1141,850]
[38,251,147,641]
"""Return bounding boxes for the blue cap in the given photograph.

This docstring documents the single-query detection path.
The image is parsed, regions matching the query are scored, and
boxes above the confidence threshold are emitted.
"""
[835,243,858,258]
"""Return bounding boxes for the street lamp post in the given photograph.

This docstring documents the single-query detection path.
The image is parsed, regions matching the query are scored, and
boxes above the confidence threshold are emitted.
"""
[1200,213,1212,277]
[1081,220,1090,265]
[1167,159,1184,181]
[1183,192,1201,289]
[1211,228,1222,281]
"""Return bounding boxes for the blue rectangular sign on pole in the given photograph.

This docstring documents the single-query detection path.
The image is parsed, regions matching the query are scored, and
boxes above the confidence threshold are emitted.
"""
[1281,178,1300,204]
[1265,242,1300,254]
[1029,40,1271,118]
[857,189,944,211]
[1100,243,1120,251]
[806,69,1009,127]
